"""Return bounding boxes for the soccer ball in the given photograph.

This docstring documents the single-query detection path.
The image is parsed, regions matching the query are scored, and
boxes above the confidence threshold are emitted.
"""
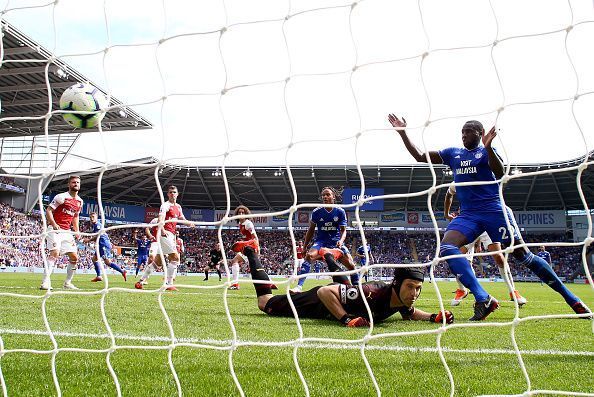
[59,83,108,128]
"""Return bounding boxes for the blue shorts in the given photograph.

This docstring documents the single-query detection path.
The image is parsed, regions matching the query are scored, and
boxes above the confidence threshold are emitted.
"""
[98,242,112,259]
[311,240,340,251]
[446,208,520,246]
[137,254,148,265]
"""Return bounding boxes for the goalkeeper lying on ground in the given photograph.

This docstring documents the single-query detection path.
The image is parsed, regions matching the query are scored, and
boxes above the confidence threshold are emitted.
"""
[231,240,454,327]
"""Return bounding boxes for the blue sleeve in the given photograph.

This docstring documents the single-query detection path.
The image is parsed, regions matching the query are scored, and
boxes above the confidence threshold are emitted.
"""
[338,209,347,227]
[438,147,454,167]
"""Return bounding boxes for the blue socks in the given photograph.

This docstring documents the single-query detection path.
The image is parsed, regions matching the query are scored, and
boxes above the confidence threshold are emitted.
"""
[297,261,311,287]
[108,262,125,275]
[351,272,360,285]
[440,244,489,302]
[520,252,579,305]
[93,261,102,277]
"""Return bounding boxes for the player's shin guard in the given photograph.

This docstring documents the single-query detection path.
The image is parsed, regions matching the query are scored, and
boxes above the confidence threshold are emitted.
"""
[93,261,102,277]
[323,253,350,285]
[520,252,579,305]
[243,247,273,296]
[141,263,154,281]
[296,261,311,287]
[166,261,178,285]
[231,263,240,283]
[456,276,466,291]
[65,262,77,283]
[498,266,516,294]
[42,257,56,283]
[440,244,489,302]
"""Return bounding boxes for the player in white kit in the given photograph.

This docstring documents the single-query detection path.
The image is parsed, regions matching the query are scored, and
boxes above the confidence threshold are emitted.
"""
[134,185,190,291]
[445,184,527,306]
[41,175,84,290]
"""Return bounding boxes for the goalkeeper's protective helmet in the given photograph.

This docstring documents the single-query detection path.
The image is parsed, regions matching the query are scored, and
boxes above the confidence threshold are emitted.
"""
[392,266,425,305]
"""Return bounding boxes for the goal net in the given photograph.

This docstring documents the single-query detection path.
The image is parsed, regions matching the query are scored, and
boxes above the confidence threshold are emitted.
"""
[0,0,593,396]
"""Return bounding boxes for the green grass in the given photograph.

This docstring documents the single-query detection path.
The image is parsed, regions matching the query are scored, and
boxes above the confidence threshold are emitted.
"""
[0,273,592,396]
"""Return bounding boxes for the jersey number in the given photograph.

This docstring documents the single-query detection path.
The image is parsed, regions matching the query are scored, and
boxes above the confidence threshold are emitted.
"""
[498,226,515,240]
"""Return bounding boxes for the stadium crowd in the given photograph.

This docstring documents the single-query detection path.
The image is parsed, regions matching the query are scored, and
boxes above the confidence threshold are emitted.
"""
[0,202,591,280]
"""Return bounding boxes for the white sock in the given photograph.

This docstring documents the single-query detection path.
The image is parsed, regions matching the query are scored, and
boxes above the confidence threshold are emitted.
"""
[499,266,515,293]
[43,257,56,283]
[166,261,179,285]
[141,263,154,281]
[65,263,77,283]
[232,263,240,283]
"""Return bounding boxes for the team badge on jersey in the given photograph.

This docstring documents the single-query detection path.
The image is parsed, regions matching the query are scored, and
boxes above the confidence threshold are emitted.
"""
[333,216,338,221]
[346,287,359,300]
[475,152,483,159]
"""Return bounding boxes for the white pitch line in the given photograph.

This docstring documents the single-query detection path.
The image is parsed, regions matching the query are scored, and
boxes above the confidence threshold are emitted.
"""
[0,328,592,357]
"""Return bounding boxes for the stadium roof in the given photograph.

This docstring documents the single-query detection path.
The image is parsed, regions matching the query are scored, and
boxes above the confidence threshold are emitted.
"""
[0,21,152,174]
[0,21,152,137]
[45,155,594,212]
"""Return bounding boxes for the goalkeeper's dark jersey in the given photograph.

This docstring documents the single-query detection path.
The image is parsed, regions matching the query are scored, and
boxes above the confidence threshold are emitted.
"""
[264,282,413,322]
[209,249,222,267]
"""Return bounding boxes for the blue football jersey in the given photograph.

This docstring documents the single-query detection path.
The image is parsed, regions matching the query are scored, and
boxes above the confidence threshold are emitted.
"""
[439,146,502,212]
[311,207,347,244]
[91,221,110,245]
[357,245,371,265]
[137,238,151,256]
[537,250,551,264]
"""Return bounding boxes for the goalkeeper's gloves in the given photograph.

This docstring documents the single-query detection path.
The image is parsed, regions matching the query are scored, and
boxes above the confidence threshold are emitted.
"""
[430,310,454,324]
[340,314,370,327]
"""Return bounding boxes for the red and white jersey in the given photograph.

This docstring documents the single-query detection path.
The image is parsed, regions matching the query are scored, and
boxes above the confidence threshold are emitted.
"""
[239,219,257,241]
[176,237,184,254]
[148,218,159,242]
[48,192,83,230]
[159,201,183,234]
[296,245,304,260]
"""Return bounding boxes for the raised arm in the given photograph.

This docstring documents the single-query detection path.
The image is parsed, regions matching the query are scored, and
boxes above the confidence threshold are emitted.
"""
[483,126,504,179]
[388,114,443,164]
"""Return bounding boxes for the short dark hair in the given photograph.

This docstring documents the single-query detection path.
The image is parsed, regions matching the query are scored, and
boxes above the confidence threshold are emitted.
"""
[168,185,178,191]
[462,120,484,135]
[68,175,81,182]
[89,211,98,216]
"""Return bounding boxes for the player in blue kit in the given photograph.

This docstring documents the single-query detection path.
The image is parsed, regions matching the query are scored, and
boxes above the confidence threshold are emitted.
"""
[356,244,375,283]
[536,246,552,266]
[388,114,591,320]
[290,187,354,293]
[133,230,151,277]
[87,212,127,282]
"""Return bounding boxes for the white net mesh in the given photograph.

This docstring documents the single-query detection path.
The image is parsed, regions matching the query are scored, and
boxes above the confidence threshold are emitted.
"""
[0,0,593,396]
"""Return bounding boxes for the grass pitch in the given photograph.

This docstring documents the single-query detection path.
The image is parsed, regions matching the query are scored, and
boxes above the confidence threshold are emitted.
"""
[0,273,592,396]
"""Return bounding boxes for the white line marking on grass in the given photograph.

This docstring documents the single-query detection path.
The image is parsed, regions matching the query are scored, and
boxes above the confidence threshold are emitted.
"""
[1,328,593,356]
